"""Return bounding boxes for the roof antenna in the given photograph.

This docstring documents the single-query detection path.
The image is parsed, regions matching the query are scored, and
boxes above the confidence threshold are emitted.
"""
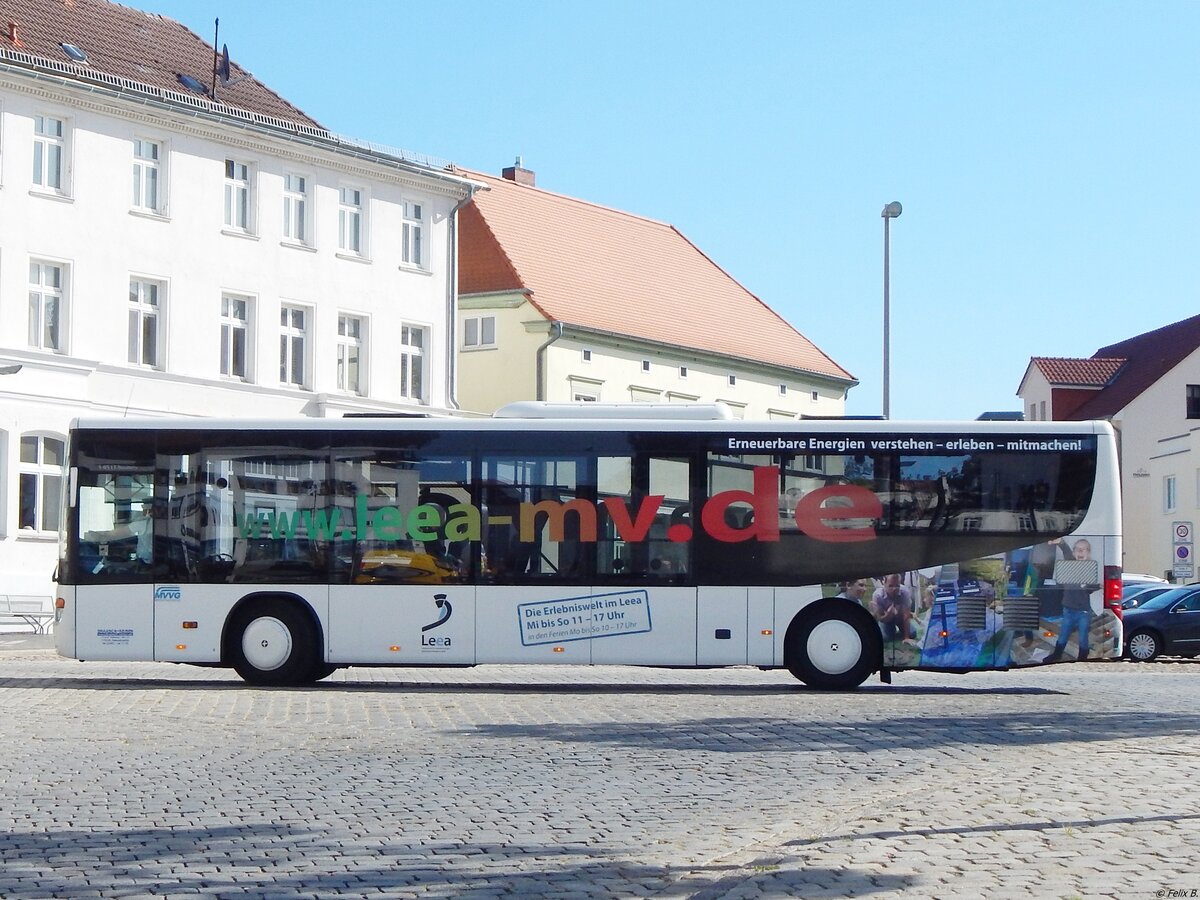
[210,18,219,101]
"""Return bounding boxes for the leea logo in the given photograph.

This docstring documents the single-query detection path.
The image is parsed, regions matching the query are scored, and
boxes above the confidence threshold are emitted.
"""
[421,593,452,649]
[154,585,182,601]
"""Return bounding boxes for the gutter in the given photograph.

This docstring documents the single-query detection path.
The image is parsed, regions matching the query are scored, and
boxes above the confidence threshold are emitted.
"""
[535,321,565,401]
[445,185,486,410]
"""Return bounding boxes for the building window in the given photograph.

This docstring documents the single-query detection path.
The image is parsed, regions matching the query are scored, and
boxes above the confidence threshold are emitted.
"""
[779,384,788,396]
[131,139,161,212]
[1028,404,1037,421]
[19,435,65,533]
[811,390,820,402]
[401,200,424,267]
[679,366,688,378]
[223,159,252,231]
[280,305,309,388]
[574,392,598,402]
[339,186,364,255]
[400,325,426,402]
[728,374,737,387]
[463,315,496,349]
[642,360,651,373]
[32,115,66,192]
[128,278,163,368]
[582,348,593,363]
[28,260,65,352]
[1187,385,1200,419]
[1039,401,1047,420]
[220,294,251,380]
[283,172,309,244]
[337,314,364,394]
[1165,475,1178,514]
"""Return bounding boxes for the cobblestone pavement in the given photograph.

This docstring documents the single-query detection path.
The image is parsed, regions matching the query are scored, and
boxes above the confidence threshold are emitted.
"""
[1,642,1198,899]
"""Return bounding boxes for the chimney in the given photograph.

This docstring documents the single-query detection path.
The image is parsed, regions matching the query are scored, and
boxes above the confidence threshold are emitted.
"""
[8,22,23,47]
[501,156,535,186]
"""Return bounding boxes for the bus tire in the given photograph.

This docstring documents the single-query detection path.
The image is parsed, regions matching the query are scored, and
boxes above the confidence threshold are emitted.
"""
[228,598,320,686]
[308,663,338,682]
[785,600,881,690]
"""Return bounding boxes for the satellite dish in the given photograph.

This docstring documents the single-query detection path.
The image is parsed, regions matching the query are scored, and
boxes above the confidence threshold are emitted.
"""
[217,44,248,87]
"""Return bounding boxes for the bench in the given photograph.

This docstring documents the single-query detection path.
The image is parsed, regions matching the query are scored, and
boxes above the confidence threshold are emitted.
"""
[0,595,55,634]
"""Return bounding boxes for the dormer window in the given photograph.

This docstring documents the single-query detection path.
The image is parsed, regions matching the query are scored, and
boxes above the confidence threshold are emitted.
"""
[177,73,208,95]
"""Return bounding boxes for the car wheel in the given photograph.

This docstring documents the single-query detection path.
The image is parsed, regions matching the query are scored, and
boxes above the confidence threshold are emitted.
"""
[786,600,882,690]
[1126,630,1161,663]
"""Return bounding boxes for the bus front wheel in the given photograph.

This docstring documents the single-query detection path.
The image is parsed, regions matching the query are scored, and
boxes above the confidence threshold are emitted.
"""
[228,598,320,686]
[785,600,881,690]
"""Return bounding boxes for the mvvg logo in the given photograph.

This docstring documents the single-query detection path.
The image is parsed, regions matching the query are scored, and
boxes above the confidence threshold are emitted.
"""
[421,593,452,649]
[154,585,182,601]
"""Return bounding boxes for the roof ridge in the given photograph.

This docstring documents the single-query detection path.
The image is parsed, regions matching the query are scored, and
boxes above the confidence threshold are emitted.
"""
[1032,355,1127,364]
[460,169,675,229]
[1095,311,1200,357]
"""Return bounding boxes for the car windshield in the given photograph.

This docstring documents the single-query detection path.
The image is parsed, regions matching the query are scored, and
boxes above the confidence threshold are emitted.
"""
[1134,587,1200,611]
[1123,587,1171,608]
[1122,583,1160,600]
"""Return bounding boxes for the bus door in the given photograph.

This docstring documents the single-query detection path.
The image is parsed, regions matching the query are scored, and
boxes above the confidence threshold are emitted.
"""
[594,453,695,665]
[73,468,157,660]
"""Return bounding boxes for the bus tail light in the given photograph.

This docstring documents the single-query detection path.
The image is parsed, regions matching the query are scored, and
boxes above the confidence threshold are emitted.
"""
[1104,565,1123,620]
[55,597,65,609]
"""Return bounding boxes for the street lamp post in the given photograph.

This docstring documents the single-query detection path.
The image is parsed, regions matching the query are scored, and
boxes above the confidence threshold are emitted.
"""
[881,201,902,419]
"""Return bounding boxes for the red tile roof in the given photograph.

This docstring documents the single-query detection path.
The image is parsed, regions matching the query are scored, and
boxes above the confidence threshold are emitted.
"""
[458,170,854,383]
[1031,357,1126,387]
[2,0,321,127]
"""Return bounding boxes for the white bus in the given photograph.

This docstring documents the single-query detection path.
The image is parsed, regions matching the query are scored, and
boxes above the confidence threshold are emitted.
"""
[53,403,1124,689]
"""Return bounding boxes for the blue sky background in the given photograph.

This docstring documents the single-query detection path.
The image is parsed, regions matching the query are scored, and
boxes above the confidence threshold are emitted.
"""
[144,1,1199,420]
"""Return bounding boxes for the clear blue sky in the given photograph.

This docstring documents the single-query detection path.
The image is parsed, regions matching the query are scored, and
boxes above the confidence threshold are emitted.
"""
[145,0,1199,420]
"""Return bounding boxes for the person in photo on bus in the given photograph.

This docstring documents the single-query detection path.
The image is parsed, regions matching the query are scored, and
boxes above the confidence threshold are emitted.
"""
[870,574,916,642]
[1046,538,1097,662]
[836,579,869,606]
[1014,538,1067,650]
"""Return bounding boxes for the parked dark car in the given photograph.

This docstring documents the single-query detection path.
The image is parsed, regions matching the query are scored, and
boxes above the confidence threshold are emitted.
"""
[1122,585,1200,661]
[1121,585,1175,610]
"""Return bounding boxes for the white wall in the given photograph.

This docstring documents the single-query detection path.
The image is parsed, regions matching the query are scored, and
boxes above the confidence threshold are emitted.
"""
[0,74,472,599]
[1019,368,1053,421]
[1118,346,1200,575]
[1148,428,1199,583]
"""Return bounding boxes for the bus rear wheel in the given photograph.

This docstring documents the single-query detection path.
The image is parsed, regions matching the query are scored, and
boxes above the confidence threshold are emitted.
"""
[786,600,881,690]
[228,598,320,686]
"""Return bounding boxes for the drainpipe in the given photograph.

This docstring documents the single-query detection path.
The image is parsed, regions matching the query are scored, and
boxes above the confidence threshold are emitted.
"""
[535,321,564,401]
[445,184,483,410]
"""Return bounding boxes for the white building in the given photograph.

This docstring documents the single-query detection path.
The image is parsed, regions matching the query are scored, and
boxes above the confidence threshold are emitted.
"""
[1018,313,1200,579]
[456,164,856,419]
[0,0,480,599]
